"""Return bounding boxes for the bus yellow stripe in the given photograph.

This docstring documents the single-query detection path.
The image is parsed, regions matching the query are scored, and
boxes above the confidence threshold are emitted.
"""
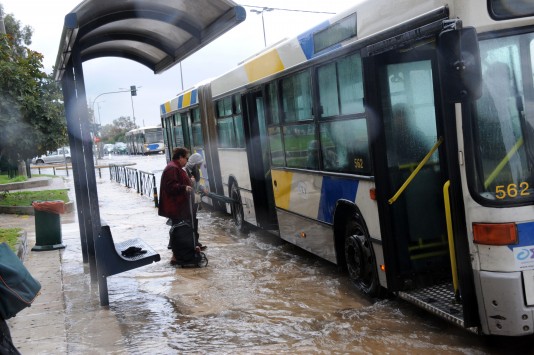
[164,101,171,113]
[271,170,292,210]
[183,91,191,107]
[244,49,285,83]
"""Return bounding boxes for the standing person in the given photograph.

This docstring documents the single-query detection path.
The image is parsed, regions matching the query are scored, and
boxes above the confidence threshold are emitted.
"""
[184,153,207,250]
[158,147,193,264]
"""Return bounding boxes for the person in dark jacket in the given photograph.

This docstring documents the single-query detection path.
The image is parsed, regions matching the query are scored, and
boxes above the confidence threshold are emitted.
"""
[158,147,193,264]
[0,316,20,354]
[184,152,207,250]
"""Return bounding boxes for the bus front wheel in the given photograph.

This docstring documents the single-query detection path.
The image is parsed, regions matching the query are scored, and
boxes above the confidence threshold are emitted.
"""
[345,220,380,298]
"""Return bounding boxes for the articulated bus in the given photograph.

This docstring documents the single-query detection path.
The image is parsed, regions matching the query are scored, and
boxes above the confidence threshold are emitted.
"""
[161,0,534,336]
[125,126,165,155]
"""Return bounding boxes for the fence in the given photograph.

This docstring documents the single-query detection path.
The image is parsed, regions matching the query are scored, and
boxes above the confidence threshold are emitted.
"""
[109,164,158,207]
[31,164,109,178]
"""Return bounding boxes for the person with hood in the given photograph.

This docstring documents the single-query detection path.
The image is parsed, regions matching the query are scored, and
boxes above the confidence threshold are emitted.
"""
[184,152,207,250]
[158,147,193,264]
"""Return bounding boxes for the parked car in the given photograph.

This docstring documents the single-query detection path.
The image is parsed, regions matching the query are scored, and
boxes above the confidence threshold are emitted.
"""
[113,142,127,155]
[103,144,115,154]
[32,147,71,164]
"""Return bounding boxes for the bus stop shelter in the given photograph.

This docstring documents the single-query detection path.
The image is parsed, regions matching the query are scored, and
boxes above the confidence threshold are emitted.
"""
[53,0,245,305]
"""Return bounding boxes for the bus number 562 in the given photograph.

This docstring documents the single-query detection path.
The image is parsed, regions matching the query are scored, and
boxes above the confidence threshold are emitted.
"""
[495,182,530,199]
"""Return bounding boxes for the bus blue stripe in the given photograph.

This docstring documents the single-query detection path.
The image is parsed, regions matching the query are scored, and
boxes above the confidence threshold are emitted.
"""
[297,20,330,60]
[318,176,358,224]
[513,222,534,249]
[177,95,183,109]
[191,89,198,105]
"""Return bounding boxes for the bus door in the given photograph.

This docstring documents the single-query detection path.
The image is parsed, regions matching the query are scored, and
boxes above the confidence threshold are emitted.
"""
[373,49,449,291]
[243,90,278,229]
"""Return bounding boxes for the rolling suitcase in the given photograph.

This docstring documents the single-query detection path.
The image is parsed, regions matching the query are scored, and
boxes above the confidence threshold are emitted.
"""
[169,190,208,268]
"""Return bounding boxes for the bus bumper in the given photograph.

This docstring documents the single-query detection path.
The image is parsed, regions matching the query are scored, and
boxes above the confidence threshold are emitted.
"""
[474,270,534,336]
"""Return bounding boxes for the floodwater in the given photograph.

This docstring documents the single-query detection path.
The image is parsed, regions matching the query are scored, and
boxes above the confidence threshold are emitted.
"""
[37,154,534,353]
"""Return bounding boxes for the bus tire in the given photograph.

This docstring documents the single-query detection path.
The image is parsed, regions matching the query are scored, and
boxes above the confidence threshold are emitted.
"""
[345,219,380,298]
[230,183,248,233]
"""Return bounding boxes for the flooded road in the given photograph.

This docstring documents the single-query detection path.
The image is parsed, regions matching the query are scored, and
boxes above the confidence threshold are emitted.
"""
[41,154,534,353]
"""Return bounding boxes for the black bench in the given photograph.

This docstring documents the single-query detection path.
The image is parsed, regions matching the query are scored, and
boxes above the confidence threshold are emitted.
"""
[95,223,161,306]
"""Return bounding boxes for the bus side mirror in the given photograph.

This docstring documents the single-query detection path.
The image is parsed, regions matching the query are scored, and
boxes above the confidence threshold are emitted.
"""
[437,27,482,103]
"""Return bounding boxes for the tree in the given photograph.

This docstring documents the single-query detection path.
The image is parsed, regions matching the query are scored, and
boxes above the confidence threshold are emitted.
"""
[0,6,66,173]
[2,7,32,56]
[100,116,136,143]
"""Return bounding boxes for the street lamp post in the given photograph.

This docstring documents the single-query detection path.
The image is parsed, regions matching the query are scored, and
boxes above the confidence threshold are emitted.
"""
[91,88,133,118]
[95,101,104,126]
[251,7,273,47]
[91,88,135,161]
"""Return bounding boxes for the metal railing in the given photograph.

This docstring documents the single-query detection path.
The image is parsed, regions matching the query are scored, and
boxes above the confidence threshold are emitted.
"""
[109,164,158,207]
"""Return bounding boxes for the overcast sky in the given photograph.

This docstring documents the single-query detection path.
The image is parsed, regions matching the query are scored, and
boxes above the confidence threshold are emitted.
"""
[1,0,357,127]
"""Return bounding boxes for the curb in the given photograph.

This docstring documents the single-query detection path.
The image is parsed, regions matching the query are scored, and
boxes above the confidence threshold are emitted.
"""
[0,201,75,215]
[0,177,50,192]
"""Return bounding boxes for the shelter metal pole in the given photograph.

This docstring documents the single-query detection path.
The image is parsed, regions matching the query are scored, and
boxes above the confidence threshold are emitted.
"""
[71,46,102,283]
[62,64,89,263]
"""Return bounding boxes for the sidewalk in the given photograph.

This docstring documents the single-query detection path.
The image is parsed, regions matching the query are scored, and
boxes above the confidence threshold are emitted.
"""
[2,176,70,353]
[3,175,169,354]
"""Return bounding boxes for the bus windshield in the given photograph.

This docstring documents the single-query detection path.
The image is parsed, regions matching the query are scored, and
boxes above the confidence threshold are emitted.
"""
[145,129,163,143]
[470,32,534,203]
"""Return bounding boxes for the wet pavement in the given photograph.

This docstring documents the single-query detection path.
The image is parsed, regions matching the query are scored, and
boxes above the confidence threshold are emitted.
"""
[4,154,534,354]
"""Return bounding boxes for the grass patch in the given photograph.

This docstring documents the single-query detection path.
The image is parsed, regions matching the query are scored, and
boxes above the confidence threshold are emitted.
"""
[0,190,69,206]
[0,175,27,184]
[0,228,22,251]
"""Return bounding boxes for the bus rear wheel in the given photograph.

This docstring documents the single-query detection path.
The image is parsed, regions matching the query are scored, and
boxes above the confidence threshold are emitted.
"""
[345,220,380,298]
[230,183,247,233]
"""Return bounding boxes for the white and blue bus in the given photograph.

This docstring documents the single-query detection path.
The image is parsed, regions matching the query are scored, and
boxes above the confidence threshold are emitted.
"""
[125,126,165,155]
[161,0,534,336]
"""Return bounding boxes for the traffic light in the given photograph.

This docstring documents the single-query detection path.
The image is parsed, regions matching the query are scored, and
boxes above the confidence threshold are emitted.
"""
[130,85,137,96]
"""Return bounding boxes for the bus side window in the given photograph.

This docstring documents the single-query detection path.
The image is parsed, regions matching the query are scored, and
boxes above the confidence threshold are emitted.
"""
[316,52,368,173]
[320,118,371,174]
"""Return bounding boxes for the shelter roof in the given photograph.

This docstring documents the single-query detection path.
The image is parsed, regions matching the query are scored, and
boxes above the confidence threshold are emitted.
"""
[54,0,246,80]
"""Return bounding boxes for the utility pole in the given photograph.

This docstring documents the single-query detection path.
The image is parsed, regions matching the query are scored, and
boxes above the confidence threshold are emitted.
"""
[250,8,273,47]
